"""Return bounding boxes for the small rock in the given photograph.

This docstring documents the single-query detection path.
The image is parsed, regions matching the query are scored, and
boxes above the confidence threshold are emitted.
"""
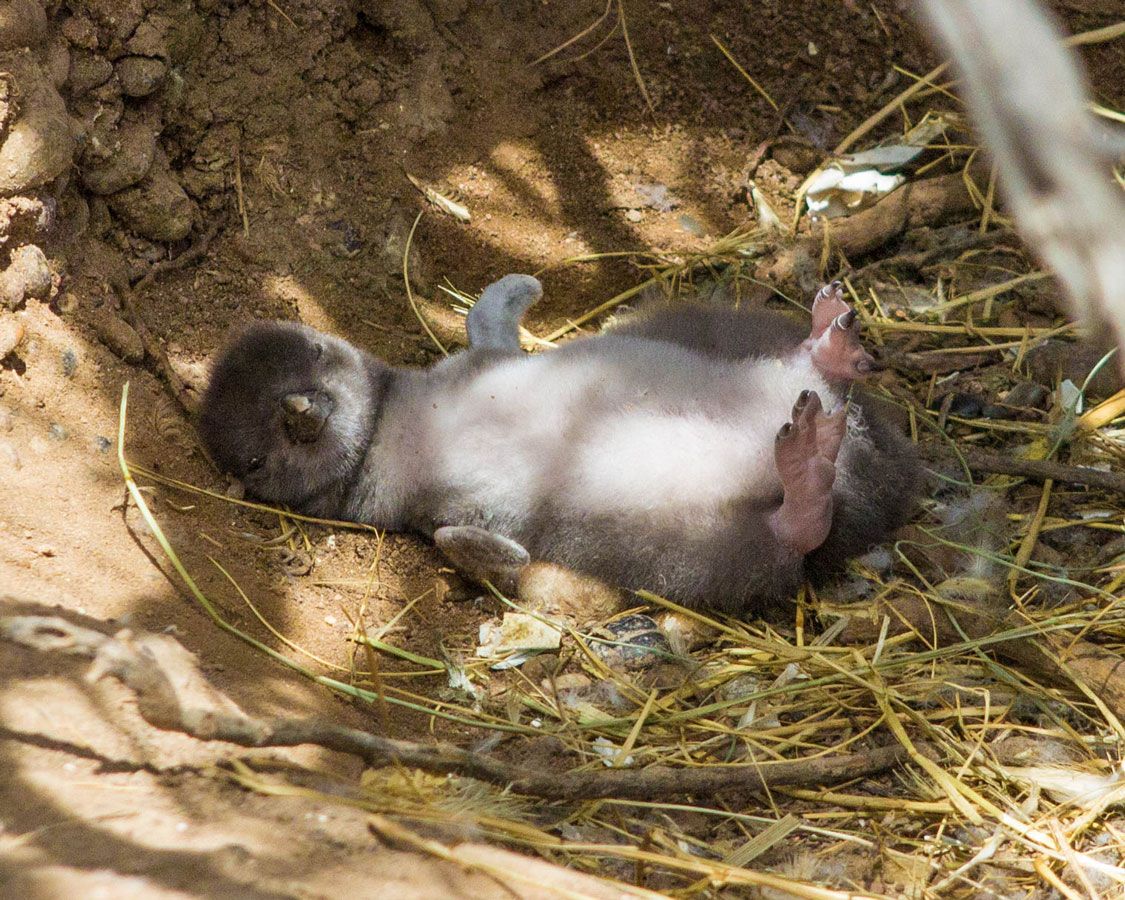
[590,614,672,672]
[677,214,706,236]
[94,435,111,452]
[771,137,823,175]
[68,52,114,96]
[125,22,168,59]
[936,392,984,419]
[61,14,99,50]
[0,51,76,194]
[115,56,166,98]
[624,208,642,223]
[81,118,156,194]
[1026,338,1124,400]
[1004,381,1047,407]
[48,423,67,441]
[0,195,57,245]
[0,318,24,356]
[0,0,48,52]
[654,611,718,655]
[60,347,77,377]
[95,312,144,363]
[106,150,195,241]
[57,291,78,314]
[0,244,52,309]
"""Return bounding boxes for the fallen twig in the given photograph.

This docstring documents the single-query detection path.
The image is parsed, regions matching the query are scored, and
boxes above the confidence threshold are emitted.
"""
[0,611,916,802]
[763,169,985,287]
[920,444,1125,495]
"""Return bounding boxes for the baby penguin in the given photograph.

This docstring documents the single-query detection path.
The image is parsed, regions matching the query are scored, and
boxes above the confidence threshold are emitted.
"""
[199,276,919,615]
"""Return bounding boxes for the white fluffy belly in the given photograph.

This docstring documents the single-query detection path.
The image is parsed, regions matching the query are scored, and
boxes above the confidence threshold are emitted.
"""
[424,347,841,522]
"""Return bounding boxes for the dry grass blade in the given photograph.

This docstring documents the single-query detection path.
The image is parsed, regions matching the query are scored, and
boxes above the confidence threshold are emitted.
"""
[403,210,448,355]
[617,0,654,117]
[710,34,778,111]
[531,0,614,66]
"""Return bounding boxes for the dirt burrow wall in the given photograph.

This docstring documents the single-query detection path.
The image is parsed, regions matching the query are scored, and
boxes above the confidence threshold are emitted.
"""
[0,0,463,329]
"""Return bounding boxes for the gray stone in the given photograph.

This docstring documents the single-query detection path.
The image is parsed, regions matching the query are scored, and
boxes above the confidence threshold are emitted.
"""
[0,244,51,309]
[81,118,156,194]
[106,150,194,241]
[68,52,114,96]
[95,311,144,363]
[116,56,166,98]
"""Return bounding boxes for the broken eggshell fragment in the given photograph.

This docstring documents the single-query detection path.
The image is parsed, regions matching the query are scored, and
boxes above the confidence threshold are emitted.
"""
[804,115,949,219]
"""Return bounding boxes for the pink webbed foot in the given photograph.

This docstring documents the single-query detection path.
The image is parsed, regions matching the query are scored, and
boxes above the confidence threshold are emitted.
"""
[801,282,876,382]
[769,390,847,556]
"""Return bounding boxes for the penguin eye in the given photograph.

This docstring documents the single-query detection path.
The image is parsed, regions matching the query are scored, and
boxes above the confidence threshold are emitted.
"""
[247,456,265,473]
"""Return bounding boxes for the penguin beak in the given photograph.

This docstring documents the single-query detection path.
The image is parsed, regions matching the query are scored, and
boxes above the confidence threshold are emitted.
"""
[282,391,334,443]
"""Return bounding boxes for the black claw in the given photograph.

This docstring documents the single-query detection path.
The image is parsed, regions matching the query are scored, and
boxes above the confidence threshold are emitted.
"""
[777,422,792,440]
[838,309,857,329]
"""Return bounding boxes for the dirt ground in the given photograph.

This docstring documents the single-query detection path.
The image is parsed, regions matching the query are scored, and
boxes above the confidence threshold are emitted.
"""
[2,1,1124,898]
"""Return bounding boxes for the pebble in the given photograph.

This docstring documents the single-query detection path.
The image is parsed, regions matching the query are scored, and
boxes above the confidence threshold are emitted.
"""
[106,150,195,241]
[0,244,52,309]
[94,435,111,452]
[125,22,168,59]
[60,347,77,377]
[48,423,67,441]
[0,318,24,356]
[1026,339,1124,400]
[589,614,672,672]
[57,292,78,314]
[81,118,157,194]
[937,391,984,419]
[94,311,145,363]
[116,56,167,98]
[61,14,98,50]
[67,51,113,96]
[1004,381,1048,409]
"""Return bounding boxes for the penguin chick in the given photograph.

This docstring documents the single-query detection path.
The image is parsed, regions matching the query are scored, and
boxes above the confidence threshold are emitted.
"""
[199,277,920,615]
